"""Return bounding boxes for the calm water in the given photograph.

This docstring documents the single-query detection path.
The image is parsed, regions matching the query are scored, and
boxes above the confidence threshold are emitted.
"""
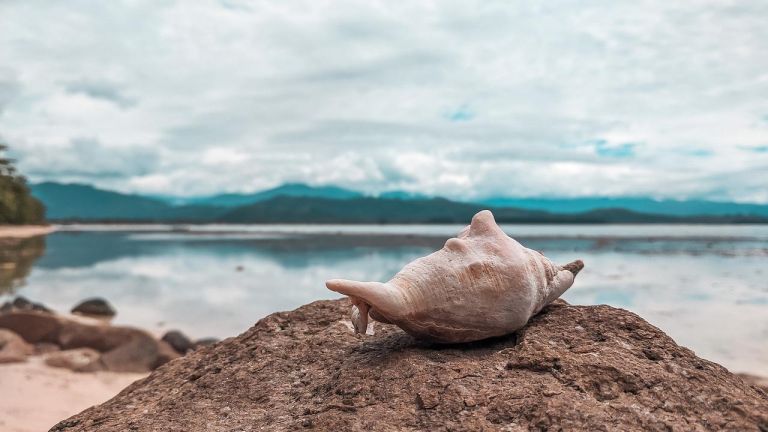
[2,224,767,375]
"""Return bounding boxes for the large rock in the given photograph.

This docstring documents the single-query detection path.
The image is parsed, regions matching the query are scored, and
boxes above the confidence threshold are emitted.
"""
[0,310,62,343]
[71,298,116,317]
[57,319,140,351]
[57,320,171,373]
[0,328,33,363]
[98,331,163,373]
[51,299,768,431]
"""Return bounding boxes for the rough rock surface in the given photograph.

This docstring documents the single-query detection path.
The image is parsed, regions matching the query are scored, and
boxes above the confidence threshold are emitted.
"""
[53,299,768,432]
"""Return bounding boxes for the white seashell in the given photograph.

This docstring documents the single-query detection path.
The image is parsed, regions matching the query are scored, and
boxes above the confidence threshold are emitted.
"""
[326,210,584,343]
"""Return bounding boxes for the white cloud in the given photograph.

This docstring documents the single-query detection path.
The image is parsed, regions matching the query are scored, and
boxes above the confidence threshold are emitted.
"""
[0,0,766,202]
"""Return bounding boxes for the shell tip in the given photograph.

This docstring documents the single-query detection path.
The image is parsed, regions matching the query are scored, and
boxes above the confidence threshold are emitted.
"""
[563,259,584,276]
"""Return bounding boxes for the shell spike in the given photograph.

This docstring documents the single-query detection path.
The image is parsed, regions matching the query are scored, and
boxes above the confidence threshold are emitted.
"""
[325,279,401,318]
[543,260,585,306]
[562,259,584,276]
[468,209,504,237]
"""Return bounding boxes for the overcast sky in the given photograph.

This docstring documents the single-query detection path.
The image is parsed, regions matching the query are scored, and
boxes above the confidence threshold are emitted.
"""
[1,1,766,202]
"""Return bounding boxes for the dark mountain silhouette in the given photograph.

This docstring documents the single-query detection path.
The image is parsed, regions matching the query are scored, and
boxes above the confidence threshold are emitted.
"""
[30,182,226,221]
[220,197,766,224]
[31,182,171,220]
[482,196,768,217]
[178,183,363,207]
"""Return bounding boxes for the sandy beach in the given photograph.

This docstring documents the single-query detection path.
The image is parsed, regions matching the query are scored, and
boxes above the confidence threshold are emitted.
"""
[0,225,56,239]
[0,357,145,432]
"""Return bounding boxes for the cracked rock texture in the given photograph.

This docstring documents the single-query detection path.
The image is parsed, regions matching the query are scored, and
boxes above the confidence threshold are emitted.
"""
[53,299,768,431]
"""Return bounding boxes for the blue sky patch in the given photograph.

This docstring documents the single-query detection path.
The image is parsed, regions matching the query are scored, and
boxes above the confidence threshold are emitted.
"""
[681,148,714,157]
[445,104,474,122]
[590,139,639,158]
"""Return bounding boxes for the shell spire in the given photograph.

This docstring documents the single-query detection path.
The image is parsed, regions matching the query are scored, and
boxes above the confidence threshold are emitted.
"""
[325,210,584,343]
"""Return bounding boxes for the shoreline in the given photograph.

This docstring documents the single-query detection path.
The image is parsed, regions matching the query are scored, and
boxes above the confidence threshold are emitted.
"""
[0,357,145,432]
[0,225,56,239]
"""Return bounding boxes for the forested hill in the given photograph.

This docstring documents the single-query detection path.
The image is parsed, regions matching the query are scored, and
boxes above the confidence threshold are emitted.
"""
[0,145,45,224]
[219,196,767,224]
[28,182,768,224]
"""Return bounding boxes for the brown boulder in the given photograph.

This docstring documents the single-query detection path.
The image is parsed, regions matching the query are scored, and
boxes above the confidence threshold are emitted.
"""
[57,320,138,351]
[51,299,768,431]
[154,340,182,369]
[45,348,101,371]
[0,328,33,363]
[0,311,62,343]
[57,320,169,373]
[98,331,162,373]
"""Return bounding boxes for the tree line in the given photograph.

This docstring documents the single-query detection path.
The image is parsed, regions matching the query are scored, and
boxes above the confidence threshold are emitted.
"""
[0,143,45,224]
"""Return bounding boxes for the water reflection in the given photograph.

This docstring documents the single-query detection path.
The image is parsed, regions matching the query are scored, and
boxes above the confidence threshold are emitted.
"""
[1,227,767,375]
[0,236,46,294]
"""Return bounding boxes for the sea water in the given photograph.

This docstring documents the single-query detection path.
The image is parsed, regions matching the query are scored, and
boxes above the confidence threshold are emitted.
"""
[2,224,767,375]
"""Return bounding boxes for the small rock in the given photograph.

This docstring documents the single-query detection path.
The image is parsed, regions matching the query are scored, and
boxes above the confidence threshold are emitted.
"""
[0,301,12,313]
[161,330,193,354]
[31,302,53,314]
[12,296,33,310]
[0,297,52,314]
[71,298,116,317]
[45,348,101,371]
[0,328,33,363]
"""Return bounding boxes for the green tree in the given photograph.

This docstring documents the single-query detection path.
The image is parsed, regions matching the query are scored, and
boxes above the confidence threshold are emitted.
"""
[0,143,46,224]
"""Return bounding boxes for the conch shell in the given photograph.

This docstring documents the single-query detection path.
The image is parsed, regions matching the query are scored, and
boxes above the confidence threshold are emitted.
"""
[326,210,584,343]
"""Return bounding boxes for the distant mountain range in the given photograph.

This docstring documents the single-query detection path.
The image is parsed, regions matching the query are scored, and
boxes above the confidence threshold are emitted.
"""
[29,181,768,224]
[172,183,364,207]
[482,197,768,217]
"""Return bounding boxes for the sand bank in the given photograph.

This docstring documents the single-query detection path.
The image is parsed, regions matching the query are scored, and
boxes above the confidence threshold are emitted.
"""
[0,357,145,432]
[0,225,56,238]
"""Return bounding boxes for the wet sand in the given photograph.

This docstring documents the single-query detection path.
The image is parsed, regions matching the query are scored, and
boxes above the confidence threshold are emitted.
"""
[0,357,145,432]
